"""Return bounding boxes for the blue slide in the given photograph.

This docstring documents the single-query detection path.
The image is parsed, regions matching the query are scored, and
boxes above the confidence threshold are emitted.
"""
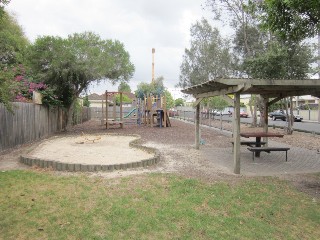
[124,108,136,118]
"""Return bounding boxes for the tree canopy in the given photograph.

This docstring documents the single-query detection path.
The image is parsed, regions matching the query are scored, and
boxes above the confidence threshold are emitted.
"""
[27,32,135,129]
[135,76,165,99]
[178,18,232,88]
[259,0,320,41]
[243,40,312,79]
[0,11,29,65]
[118,81,131,93]
[0,6,29,111]
[174,98,185,107]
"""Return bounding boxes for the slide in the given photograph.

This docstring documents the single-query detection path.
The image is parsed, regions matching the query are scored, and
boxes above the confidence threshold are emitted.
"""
[124,108,136,118]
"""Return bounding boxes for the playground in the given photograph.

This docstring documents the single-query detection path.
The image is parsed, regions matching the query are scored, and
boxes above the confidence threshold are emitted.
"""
[1,117,320,239]
[102,91,171,129]
[1,118,319,197]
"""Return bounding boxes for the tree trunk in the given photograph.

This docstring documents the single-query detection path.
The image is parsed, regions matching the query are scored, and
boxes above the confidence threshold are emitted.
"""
[65,99,75,131]
[284,98,293,135]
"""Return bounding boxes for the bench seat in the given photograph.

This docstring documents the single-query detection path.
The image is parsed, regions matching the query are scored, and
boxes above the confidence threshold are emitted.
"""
[247,147,290,161]
[231,141,266,147]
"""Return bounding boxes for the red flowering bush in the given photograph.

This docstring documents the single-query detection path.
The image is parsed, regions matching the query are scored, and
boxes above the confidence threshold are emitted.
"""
[12,64,62,107]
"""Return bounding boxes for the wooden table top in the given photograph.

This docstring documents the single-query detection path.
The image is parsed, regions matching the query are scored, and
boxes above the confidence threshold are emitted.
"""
[240,132,284,138]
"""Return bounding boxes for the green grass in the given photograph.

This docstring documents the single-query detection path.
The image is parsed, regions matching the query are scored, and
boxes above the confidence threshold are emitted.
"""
[0,171,319,240]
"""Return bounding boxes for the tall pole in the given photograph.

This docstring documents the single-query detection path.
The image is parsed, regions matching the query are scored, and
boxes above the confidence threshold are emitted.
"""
[318,34,320,123]
[152,48,155,82]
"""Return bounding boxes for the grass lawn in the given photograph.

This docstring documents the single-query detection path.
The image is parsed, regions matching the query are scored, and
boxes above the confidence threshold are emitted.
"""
[0,171,319,240]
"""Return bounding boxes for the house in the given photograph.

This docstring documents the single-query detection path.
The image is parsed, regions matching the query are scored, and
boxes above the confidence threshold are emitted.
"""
[87,92,136,108]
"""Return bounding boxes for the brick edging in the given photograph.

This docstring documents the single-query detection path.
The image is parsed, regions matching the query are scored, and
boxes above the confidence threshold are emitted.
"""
[20,133,160,172]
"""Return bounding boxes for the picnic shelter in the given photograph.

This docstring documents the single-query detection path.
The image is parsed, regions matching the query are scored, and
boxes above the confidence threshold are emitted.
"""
[181,78,320,174]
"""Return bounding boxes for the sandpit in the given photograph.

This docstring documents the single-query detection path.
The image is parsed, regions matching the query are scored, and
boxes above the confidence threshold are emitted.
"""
[20,134,160,172]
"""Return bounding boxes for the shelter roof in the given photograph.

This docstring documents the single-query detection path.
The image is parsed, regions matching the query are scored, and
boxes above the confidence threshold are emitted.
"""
[181,78,320,99]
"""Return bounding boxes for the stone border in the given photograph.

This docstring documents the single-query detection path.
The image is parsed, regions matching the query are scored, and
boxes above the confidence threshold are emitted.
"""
[20,133,160,172]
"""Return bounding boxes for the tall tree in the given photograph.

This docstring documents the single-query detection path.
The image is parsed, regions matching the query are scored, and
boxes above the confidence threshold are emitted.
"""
[0,7,29,111]
[0,0,10,18]
[0,11,29,65]
[27,32,135,130]
[118,81,131,93]
[206,0,258,58]
[163,90,174,109]
[178,18,231,88]
[174,98,185,107]
[259,0,320,41]
[243,41,312,79]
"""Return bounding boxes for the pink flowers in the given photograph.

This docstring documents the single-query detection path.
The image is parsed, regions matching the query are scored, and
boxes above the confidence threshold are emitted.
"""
[15,75,23,81]
[12,66,47,102]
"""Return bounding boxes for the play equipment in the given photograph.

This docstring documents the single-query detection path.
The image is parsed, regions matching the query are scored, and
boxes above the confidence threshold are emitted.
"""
[105,91,124,129]
[143,95,171,128]
[124,108,136,118]
[104,91,171,129]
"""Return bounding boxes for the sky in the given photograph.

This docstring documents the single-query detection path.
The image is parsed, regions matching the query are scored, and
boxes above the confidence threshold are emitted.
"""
[7,0,217,98]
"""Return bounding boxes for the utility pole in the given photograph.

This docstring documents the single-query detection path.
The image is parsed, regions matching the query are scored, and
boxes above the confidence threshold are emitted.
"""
[152,48,155,82]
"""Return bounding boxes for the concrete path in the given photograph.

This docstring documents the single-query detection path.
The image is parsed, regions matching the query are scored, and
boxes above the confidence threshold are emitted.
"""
[202,140,320,176]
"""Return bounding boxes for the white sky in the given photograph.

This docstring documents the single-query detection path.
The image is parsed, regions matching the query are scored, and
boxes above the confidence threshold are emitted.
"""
[7,0,218,97]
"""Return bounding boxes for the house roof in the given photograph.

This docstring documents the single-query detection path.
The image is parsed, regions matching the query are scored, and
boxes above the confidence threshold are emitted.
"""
[87,93,105,100]
[88,92,136,101]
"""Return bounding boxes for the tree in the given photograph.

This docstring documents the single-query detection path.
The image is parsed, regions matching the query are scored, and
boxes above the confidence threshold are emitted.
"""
[174,98,185,107]
[0,11,29,65]
[135,76,173,109]
[164,90,174,109]
[0,7,29,111]
[27,32,135,130]
[205,0,267,126]
[203,96,229,111]
[206,0,260,58]
[118,81,131,93]
[0,65,15,111]
[178,18,232,88]
[83,95,90,107]
[135,76,165,99]
[0,0,10,19]
[259,0,320,41]
[115,94,132,106]
[243,41,312,79]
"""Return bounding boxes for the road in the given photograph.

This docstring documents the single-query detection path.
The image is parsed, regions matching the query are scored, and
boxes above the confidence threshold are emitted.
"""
[239,117,320,134]
[175,111,320,134]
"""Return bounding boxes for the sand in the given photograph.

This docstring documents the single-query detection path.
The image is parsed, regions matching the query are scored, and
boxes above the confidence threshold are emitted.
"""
[29,135,154,165]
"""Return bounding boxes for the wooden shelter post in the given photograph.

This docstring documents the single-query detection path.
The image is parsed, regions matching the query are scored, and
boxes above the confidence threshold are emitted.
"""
[233,92,241,174]
[105,91,108,129]
[263,97,269,145]
[195,101,200,150]
[120,92,123,128]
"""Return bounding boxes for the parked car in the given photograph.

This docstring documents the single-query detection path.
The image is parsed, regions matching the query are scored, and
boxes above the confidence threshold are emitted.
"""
[168,109,179,117]
[240,111,249,118]
[213,110,222,116]
[269,110,303,122]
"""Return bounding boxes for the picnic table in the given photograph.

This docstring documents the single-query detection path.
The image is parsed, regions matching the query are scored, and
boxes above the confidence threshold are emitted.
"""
[240,132,284,157]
